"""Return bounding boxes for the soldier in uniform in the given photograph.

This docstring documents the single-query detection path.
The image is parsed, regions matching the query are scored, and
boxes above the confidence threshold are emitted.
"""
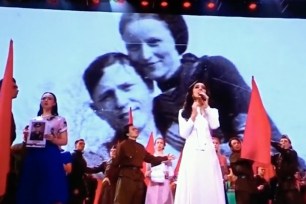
[29,123,44,141]
[271,135,302,204]
[229,137,257,204]
[105,124,174,204]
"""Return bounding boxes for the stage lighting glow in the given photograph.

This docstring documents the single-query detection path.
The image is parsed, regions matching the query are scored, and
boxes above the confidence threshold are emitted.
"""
[92,0,99,4]
[183,1,191,8]
[141,0,149,6]
[248,2,257,10]
[160,1,168,7]
[207,2,216,9]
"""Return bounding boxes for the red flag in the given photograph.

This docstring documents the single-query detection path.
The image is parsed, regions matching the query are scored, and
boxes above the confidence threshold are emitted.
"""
[142,132,154,186]
[174,152,183,176]
[145,132,154,154]
[128,107,133,125]
[0,40,14,196]
[93,180,103,204]
[241,76,271,164]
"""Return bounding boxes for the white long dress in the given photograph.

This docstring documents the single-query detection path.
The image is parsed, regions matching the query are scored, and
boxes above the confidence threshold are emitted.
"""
[174,107,226,204]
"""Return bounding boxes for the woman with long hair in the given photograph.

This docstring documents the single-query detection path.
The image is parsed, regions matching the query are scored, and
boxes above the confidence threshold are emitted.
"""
[17,92,68,204]
[174,81,225,204]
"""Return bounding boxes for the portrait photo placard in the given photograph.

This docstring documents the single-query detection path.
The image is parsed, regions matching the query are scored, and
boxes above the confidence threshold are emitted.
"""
[26,119,47,148]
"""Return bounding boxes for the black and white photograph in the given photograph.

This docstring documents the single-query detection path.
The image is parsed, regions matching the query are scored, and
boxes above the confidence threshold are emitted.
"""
[1,7,306,167]
[26,120,47,147]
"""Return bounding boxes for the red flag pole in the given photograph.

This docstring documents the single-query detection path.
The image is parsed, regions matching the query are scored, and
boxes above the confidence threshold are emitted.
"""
[0,40,14,196]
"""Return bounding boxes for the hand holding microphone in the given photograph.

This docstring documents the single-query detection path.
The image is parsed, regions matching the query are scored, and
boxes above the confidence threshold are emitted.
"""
[199,91,209,108]
[199,92,207,101]
[199,92,209,102]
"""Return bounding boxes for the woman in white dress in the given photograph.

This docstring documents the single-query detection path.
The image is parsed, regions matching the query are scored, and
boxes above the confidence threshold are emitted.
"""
[174,81,226,204]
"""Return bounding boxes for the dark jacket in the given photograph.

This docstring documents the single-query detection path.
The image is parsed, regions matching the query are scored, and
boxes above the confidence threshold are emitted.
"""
[229,151,257,192]
[68,150,106,198]
[107,139,168,181]
[271,142,299,190]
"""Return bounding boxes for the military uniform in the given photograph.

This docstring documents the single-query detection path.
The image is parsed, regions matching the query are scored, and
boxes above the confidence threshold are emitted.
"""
[271,142,302,204]
[229,152,257,204]
[109,139,168,204]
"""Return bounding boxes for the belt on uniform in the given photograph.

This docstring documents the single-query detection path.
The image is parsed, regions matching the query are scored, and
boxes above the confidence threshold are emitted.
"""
[121,166,141,170]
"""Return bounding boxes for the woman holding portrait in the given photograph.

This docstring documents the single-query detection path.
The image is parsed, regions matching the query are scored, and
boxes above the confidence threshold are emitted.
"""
[17,92,68,204]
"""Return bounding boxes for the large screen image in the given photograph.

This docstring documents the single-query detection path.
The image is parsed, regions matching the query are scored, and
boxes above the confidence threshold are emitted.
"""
[1,7,306,168]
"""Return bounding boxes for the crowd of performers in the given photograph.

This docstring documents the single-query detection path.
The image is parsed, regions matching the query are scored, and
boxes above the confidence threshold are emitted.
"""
[1,81,306,204]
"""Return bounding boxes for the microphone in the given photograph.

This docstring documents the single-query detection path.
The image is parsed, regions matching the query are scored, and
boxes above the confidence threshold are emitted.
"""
[199,93,207,101]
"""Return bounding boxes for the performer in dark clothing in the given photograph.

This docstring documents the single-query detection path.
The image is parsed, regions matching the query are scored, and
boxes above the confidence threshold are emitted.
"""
[254,166,270,204]
[271,135,302,204]
[105,124,174,204]
[10,113,16,145]
[68,139,107,204]
[98,145,119,204]
[229,137,257,204]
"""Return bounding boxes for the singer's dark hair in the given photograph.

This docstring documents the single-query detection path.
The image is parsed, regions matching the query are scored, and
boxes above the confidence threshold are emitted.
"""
[181,80,209,120]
